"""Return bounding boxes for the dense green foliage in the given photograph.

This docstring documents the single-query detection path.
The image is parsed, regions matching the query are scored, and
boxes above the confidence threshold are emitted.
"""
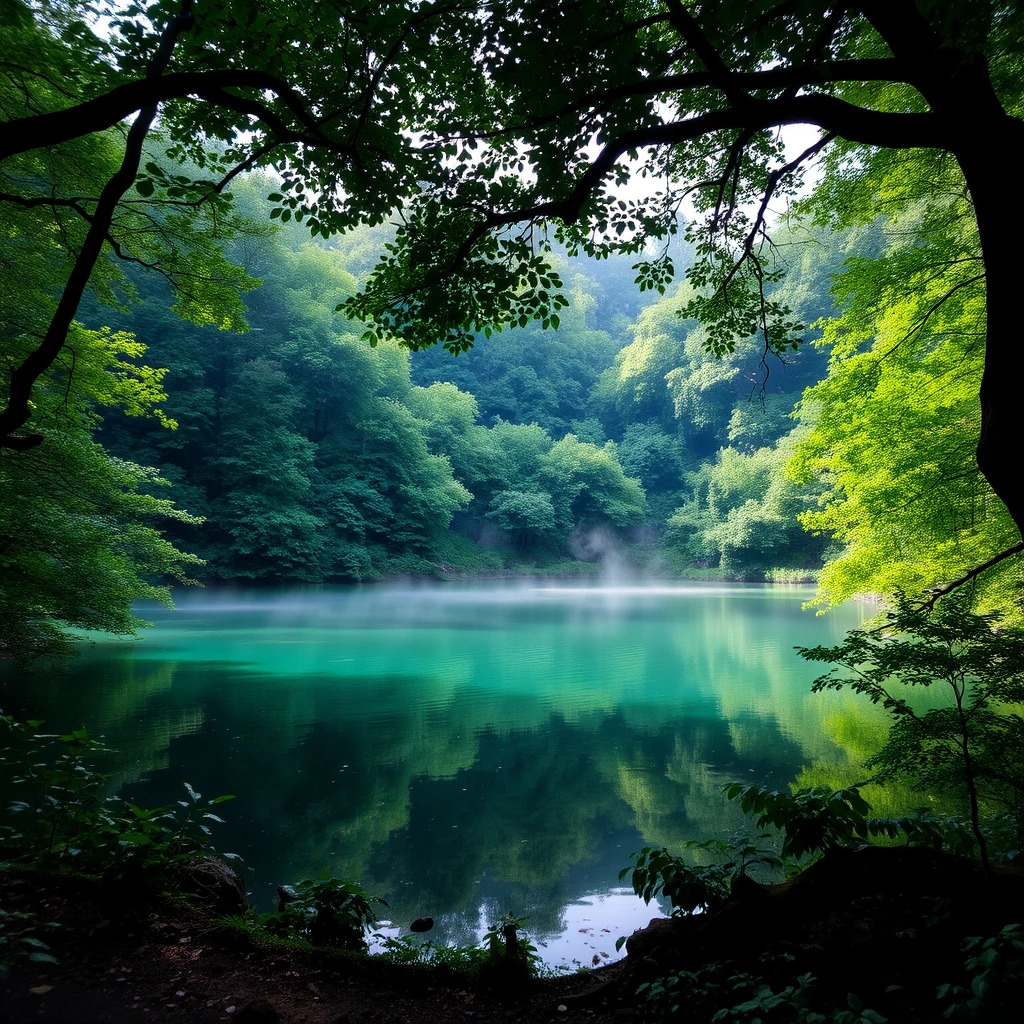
[0,715,238,885]
[4,168,1019,647]
[85,199,859,590]
[626,757,1023,1020]
[800,597,1024,865]
[0,298,202,658]
[378,923,543,980]
[4,0,1023,653]
[790,145,1023,614]
[259,875,386,952]
[85,186,648,580]
[621,834,781,917]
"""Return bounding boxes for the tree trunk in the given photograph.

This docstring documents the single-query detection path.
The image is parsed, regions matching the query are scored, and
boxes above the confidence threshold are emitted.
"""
[0,3,194,451]
[867,7,1024,543]
[957,127,1024,542]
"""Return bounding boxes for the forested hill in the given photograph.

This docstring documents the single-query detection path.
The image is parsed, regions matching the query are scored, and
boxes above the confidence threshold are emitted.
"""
[2,0,1021,662]
[3,154,1017,663]
[75,175,827,586]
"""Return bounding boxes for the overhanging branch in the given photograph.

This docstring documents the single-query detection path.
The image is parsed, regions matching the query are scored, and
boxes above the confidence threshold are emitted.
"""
[920,542,1024,610]
[434,58,915,145]
[1,2,195,451]
[448,95,942,271]
[0,69,321,162]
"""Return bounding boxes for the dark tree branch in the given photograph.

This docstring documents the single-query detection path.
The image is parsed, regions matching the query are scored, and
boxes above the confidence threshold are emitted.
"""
[747,133,834,255]
[209,142,280,195]
[195,86,357,163]
[431,58,913,144]
[0,69,333,162]
[859,0,946,61]
[664,0,746,107]
[712,129,756,232]
[448,94,940,274]
[714,131,835,301]
[920,543,1024,611]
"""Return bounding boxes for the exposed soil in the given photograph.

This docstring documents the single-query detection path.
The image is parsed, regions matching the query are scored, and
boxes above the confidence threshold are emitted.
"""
[4,847,1024,1023]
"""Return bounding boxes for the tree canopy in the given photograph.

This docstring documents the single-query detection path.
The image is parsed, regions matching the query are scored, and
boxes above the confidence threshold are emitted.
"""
[341,0,1023,544]
[2,0,1022,620]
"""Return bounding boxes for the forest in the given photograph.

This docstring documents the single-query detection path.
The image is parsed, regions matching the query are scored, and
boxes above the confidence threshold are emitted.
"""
[5,146,1019,658]
[3,1,1024,1022]
[2,0,1022,659]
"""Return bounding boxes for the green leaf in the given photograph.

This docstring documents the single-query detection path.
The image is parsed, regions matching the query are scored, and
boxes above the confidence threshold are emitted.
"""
[120,832,153,846]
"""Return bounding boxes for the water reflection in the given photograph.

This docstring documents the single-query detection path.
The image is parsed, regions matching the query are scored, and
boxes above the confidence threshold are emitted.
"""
[1,582,875,965]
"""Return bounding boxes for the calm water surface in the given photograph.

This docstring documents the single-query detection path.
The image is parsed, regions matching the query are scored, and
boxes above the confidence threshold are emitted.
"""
[2,582,876,966]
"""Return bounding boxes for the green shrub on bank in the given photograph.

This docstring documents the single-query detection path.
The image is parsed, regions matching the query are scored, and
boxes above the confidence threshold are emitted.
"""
[379,912,544,982]
[0,715,239,890]
[258,874,386,951]
[0,907,60,981]
[799,595,1024,869]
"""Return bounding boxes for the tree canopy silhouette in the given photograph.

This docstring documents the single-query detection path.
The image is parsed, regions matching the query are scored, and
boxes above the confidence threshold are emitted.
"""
[3,0,1021,541]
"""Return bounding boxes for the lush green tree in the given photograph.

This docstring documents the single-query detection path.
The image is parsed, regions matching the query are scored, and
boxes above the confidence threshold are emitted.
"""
[209,357,322,579]
[0,58,204,657]
[1,0,258,450]
[323,395,472,560]
[800,596,1024,868]
[668,436,828,576]
[597,223,833,462]
[617,422,687,523]
[0,324,201,658]
[408,385,648,557]
[594,292,691,435]
[541,434,647,538]
[8,0,1023,554]
[448,420,561,553]
[486,490,559,553]
[789,166,1022,611]
[726,394,799,454]
[486,421,555,497]
[406,382,499,492]
[665,467,719,568]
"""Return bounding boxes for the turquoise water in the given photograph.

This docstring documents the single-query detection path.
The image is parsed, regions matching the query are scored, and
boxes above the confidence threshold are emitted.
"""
[1,582,873,966]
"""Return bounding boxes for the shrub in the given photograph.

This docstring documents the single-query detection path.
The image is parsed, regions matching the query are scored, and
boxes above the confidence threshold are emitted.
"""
[798,595,1024,869]
[0,715,239,892]
[621,833,782,920]
[259,874,386,951]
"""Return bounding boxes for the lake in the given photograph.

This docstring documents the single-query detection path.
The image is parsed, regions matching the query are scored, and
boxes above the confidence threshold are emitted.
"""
[1,582,878,967]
